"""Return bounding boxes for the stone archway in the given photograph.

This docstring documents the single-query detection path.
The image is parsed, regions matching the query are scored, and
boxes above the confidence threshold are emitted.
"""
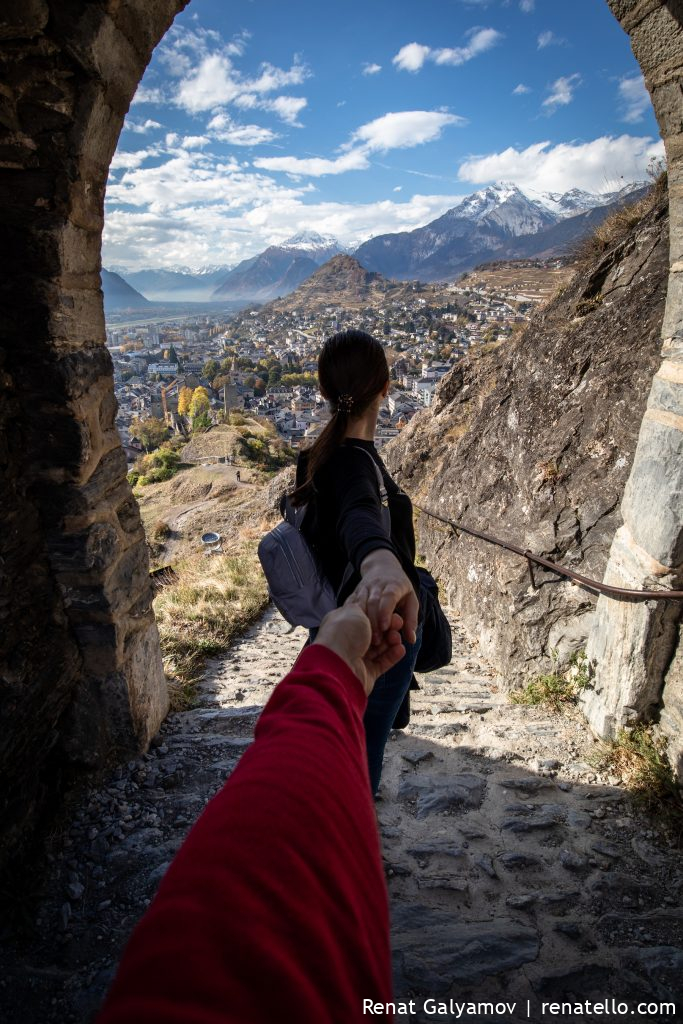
[583,0,683,776]
[0,0,189,866]
[0,0,681,868]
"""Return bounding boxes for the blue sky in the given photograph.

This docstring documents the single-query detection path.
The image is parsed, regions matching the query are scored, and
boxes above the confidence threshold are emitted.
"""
[104,0,664,271]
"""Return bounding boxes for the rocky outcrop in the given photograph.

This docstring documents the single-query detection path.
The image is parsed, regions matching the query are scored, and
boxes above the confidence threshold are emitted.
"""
[385,190,669,687]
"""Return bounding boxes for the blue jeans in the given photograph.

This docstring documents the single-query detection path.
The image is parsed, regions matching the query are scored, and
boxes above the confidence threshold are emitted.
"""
[364,622,422,795]
[308,621,423,796]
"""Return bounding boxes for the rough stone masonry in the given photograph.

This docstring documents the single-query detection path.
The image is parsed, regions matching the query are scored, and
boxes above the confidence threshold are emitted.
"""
[583,0,683,777]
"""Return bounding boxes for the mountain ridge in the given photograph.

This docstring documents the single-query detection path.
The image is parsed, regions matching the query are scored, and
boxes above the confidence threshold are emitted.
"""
[107,180,650,301]
[354,181,648,281]
[101,268,150,311]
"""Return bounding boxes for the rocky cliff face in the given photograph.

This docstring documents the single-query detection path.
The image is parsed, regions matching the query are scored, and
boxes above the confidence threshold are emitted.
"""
[385,189,668,686]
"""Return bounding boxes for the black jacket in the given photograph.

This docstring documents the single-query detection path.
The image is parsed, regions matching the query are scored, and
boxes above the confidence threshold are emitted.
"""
[295,439,420,603]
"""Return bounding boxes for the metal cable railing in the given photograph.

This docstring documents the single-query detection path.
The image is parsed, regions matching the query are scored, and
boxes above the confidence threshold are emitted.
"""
[413,503,683,602]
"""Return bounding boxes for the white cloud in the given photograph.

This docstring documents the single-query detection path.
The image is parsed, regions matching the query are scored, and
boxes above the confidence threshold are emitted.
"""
[393,186,403,192]
[124,118,162,134]
[347,110,465,151]
[263,95,308,126]
[254,110,464,179]
[248,62,309,94]
[393,29,502,72]
[253,150,370,177]
[106,149,309,217]
[131,85,165,106]
[110,149,154,171]
[433,28,504,66]
[161,26,310,125]
[180,135,209,149]
[618,74,651,124]
[393,42,432,73]
[362,62,382,76]
[513,83,531,95]
[207,114,279,147]
[538,30,564,49]
[458,135,665,194]
[177,54,242,111]
[103,185,472,271]
[543,74,581,113]
[176,54,309,123]
[520,0,535,11]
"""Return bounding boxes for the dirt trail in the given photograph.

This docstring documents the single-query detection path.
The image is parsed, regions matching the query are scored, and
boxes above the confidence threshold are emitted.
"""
[2,607,681,1023]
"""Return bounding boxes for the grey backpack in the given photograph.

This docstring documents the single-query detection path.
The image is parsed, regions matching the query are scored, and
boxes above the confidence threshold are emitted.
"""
[258,447,390,628]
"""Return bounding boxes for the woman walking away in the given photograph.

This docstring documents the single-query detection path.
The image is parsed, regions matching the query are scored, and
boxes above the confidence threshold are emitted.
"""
[290,329,422,794]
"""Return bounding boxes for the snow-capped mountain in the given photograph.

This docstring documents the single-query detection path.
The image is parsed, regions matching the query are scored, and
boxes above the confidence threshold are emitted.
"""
[114,266,233,302]
[527,181,647,219]
[211,247,319,302]
[279,231,346,264]
[210,233,345,300]
[353,179,649,281]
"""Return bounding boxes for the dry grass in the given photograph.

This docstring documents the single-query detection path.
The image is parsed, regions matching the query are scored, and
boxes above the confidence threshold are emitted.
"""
[464,261,574,304]
[592,726,682,821]
[572,173,666,272]
[154,539,269,709]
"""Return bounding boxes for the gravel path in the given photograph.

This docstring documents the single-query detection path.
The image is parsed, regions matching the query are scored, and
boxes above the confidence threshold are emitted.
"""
[2,606,681,1023]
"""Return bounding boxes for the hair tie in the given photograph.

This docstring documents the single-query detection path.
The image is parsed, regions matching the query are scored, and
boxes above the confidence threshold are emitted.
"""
[336,393,355,414]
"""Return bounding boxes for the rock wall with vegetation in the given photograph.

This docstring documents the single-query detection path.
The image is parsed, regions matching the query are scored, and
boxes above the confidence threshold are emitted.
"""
[386,187,669,688]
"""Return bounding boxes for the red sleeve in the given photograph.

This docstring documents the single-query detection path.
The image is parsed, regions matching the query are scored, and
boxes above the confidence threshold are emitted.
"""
[97,644,393,1024]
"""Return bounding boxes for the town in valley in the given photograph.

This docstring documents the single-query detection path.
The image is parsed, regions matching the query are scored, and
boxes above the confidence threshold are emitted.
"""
[107,257,569,469]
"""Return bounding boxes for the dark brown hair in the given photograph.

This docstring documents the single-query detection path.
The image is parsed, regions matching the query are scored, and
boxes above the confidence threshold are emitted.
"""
[290,330,389,506]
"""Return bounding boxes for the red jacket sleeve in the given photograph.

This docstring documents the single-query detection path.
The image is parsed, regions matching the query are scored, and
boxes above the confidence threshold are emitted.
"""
[97,644,393,1024]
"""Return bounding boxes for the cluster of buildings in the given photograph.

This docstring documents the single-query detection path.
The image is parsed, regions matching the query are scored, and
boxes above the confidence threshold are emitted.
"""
[106,273,541,456]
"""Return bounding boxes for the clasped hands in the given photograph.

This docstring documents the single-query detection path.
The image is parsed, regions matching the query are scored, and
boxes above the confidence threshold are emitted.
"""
[313,549,419,696]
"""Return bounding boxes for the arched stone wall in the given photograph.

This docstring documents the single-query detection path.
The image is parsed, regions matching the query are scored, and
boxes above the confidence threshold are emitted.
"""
[0,0,188,866]
[584,0,683,776]
[0,0,681,867]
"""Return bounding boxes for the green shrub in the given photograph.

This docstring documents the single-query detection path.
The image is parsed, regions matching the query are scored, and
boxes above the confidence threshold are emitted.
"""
[511,651,589,713]
[131,448,181,486]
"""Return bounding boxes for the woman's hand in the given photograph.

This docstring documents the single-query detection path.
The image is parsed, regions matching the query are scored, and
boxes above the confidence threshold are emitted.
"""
[351,548,419,647]
[314,604,405,696]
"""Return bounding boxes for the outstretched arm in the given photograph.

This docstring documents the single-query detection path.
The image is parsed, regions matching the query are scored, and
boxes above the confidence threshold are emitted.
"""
[97,606,398,1024]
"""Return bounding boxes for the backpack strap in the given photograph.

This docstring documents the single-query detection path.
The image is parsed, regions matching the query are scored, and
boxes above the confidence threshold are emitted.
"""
[350,445,391,533]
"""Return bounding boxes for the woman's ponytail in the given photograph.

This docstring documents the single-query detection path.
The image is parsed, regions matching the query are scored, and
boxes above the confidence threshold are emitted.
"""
[290,330,388,506]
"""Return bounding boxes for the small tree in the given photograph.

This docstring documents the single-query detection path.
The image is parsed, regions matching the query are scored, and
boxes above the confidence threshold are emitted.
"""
[203,358,219,382]
[192,411,212,433]
[177,385,193,416]
[189,386,211,419]
[130,416,169,452]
